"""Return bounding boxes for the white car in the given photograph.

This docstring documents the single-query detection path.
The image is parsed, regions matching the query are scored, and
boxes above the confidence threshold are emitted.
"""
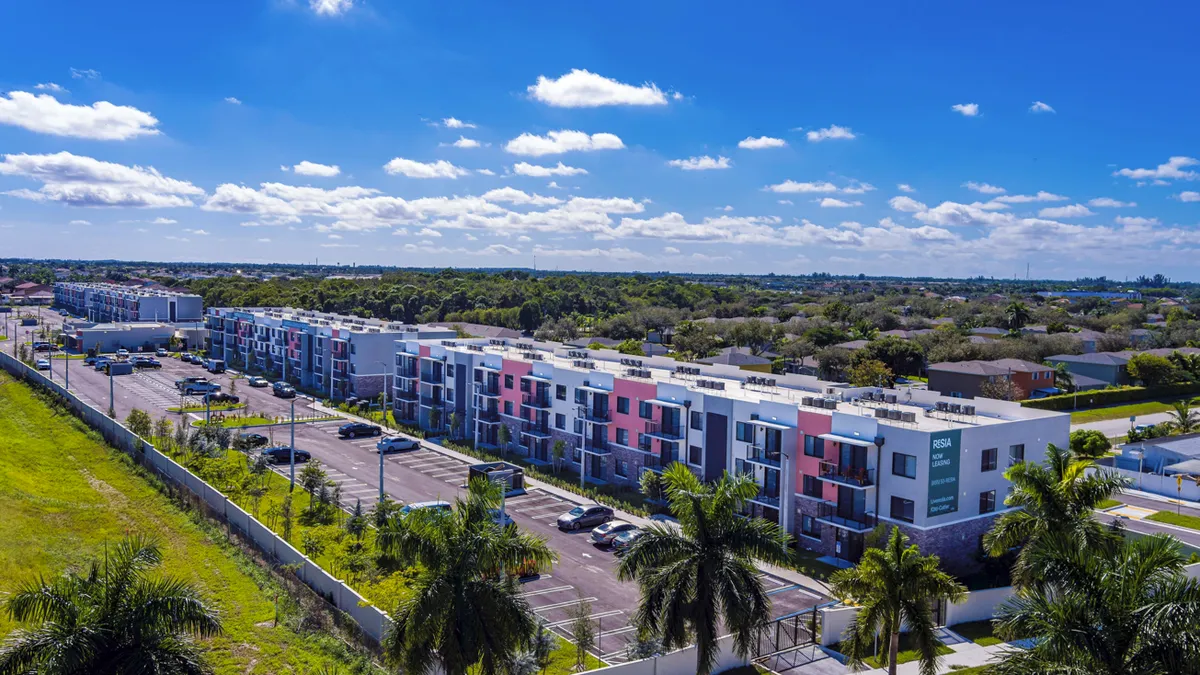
[116,348,129,357]
[35,359,50,370]
[377,436,421,453]
[156,348,168,357]
[591,520,638,546]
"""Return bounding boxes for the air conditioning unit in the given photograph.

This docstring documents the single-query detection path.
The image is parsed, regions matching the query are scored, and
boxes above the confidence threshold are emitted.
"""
[888,410,902,421]
[824,399,838,410]
[885,394,897,404]
[875,408,888,418]
[901,411,917,423]
[964,405,977,416]
[802,397,814,406]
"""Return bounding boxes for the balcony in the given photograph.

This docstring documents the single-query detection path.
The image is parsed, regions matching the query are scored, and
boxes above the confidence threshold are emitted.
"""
[477,409,501,424]
[749,488,781,509]
[644,421,684,441]
[419,396,444,408]
[577,405,612,424]
[393,388,419,402]
[818,461,875,488]
[422,370,445,385]
[816,501,877,532]
[475,380,501,397]
[396,365,419,380]
[521,419,552,438]
[745,446,783,468]
[522,392,552,409]
[584,438,611,455]
[643,453,680,472]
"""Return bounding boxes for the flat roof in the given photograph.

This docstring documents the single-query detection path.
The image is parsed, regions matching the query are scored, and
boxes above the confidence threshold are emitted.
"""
[820,432,875,447]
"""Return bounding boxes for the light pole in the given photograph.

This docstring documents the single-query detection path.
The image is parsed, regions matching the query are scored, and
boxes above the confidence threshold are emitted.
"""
[289,398,296,492]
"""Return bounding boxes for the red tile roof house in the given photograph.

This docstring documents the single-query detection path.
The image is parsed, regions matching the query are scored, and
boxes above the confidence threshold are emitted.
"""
[927,358,1056,399]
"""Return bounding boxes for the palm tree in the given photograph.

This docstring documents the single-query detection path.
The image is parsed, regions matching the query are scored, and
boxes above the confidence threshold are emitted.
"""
[983,443,1130,587]
[0,535,222,675]
[616,463,794,675]
[828,527,966,675]
[378,477,555,675]
[993,533,1200,675]
[1050,361,1074,393]
[1004,301,1031,330]
[1169,400,1200,434]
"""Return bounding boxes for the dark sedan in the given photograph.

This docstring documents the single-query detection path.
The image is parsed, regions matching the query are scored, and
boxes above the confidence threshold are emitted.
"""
[556,504,614,531]
[338,422,381,438]
[261,446,311,464]
[239,433,270,448]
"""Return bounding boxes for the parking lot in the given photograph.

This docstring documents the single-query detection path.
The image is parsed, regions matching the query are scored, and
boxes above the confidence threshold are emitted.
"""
[56,346,829,663]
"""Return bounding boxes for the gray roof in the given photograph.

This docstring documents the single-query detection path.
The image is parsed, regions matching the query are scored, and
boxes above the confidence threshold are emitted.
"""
[969,327,1008,336]
[1130,433,1200,459]
[835,339,870,350]
[1046,352,1131,366]
[431,322,521,339]
[1070,373,1109,389]
[928,358,1052,377]
[697,347,773,367]
[1164,458,1200,475]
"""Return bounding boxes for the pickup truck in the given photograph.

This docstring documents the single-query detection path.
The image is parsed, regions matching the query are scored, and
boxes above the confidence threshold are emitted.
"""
[175,376,210,391]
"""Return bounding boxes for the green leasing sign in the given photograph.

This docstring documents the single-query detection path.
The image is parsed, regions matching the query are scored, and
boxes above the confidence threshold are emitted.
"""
[927,429,961,518]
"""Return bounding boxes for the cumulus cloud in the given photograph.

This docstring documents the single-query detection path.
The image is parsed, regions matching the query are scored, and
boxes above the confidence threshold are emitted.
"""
[1114,156,1199,182]
[35,83,67,93]
[0,91,160,140]
[897,184,915,193]
[806,125,856,142]
[450,136,481,149]
[0,151,204,208]
[224,97,242,105]
[480,187,562,207]
[738,136,787,150]
[512,161,588,177]
[777,199,793,205]
[664,246,680,254]
[504,130,624,156]
[951,103,980,116]
[1113,216,1159,227]
[292,161,341,177]
[257,237,271,243]
[151,217,177,224]
[1088,197,1135,208]
[992,191,1068,204]
[69,219,91,225]
[383,157,470,179]
[963,181,1006,194]
[70,68,100,79]
[442,117,477,129]
[527,69,668,107]
[766,180,839,194]
[310,0,352,16]
[1038,204,1094,218]
[889,196,927,213]
[1179,191,1200,202]
[476,168,496,176]
[1029,101,1055,114]
[667,155,731,171]
[819,198,861,208]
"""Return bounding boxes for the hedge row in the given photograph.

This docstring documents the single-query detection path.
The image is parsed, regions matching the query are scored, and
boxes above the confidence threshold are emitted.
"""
[1021,382,1200,410]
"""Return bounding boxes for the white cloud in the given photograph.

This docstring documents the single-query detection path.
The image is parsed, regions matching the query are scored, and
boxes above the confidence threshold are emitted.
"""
[512,161,588,177]
[992,191,1068,204]
[738,136,788,150]
[897,184,914,193]
[777,199,793,205]
[0,91,160,140]
[1038,203,1094,218]
[528,69,667,108]
[963,181,1006,194]
[292,161,341,177]
[35,83,67,93]
[562,197,644,214]
[69,219,91,225]
[442,117,477,129]
[450,136,481,149]
[416,227,442,238]
[1087,197,1135,208]
[310,0,352,16]
[0,151,204,208]
[1113,216,1159,227]
[164,235,190,242]
[70,68,100,79]
[819,198,862,208]
[766,180,838,194]
[328,233,343,240]
[718,205,734,212]
[383,157,470,179]
[547,181,562,189]
[951,103,980,117]
[184,228,209,236]
[1029,101,1055,114]
[806,125,856,142]
[1179,191,1200,202]
[1115,156,1199,182]
[151,217,177,224]
[664,246,680,254]
[504,130,624,156]
[889,196,927,213]
[257,237,271,243]
[667,155,731,171]
[481,187,562,207]
[320,243,358,248]
[224,97,242,105]
[476,168,496,176]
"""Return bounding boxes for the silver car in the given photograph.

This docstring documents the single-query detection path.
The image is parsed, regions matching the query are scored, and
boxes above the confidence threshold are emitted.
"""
[557,505,613,531]
[591,520,638,546]
[377,436,421,453]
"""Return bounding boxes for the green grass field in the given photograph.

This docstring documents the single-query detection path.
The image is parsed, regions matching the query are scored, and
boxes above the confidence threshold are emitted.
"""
[1147,510,1200,531]
[1069,397,1199,424]
[0,372,379,674]
[192,415,277,428]
[951,620,1003,646]
[831,634,954,668]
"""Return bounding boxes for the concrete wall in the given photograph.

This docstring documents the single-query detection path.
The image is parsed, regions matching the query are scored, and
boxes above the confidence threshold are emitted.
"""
[585,635,748,675]
[944,586,1015,626]
[1102,461,1200,502]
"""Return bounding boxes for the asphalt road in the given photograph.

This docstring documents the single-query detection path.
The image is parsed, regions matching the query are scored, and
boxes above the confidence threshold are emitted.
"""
[61,351,828,663]
[1072,412,1174,439]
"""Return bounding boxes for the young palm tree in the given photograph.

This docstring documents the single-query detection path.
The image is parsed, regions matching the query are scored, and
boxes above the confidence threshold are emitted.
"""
[983,443,1129,587]
[1004,301,1031,330]
[378,477,555,675]
[1049,361,1074,393]
[616,463,794,675]
[993,533,1200,675]
[0,535,222,675]
[1169,400,1200,434]
[828,527,966,675]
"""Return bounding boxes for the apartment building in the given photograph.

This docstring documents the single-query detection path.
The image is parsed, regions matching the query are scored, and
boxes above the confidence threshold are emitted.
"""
[204,307,455,400]
[394,337,1069,573]
[55,282,204,323]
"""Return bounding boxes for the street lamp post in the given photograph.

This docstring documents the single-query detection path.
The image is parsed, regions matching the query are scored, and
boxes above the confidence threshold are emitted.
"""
[289,398,296,492]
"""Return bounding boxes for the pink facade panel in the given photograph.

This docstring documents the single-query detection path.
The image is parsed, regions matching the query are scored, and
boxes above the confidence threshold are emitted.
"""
[499,358,529,418]
[795,410,837,501]
[612,377,660,452]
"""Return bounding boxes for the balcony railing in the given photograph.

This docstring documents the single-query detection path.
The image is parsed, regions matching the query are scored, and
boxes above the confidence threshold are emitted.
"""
[644,453,680,472]
[816,501,878,531]
[419,396,444,408]
[745,446,783,468]
[395,366,419,379]
[577,405,612,424]
[521,419,552,437]
[477,409,501,424]
[422,370,445,385]
[644,421,684,440]
[522,392,552,409]
[750,488,781,509]
[818,461,875,488]
[393,388,418,402]
[584,439,611,455]
[475,380,501,397]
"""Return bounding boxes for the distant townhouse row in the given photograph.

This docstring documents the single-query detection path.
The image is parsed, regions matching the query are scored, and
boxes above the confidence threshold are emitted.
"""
[392,336,1069,573]
[204,307,455,400]
[55,282,203,323]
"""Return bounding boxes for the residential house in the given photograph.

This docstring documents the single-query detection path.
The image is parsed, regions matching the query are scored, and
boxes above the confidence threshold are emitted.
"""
[927,359,1056,399]
[697,346,774,373]
[1045,352,1132,387]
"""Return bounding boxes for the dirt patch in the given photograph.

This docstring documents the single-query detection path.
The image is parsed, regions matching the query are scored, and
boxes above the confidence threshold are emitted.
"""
[79,468,136,529]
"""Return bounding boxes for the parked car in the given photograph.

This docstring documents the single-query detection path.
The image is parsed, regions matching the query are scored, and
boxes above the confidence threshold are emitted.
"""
[238,432,270,448]
[272,381,296,398]
[182,381,221,396]
[179,353,194,363]
[116,349,129,357]
[338,422,381,438]
[612,529,646,552]
[261,446,310,464]
[377,436,420,453]
[93,358,112,371]
[557,504,614,531]
[175,376,209,390]
[247,376,269,388]
[131,357,162,369]
[204,358,225,374]
[203,392,239,405]
[490,508,514,527]
[399,501,452,518]
[32,342,53,352]
[591,520,638,546]
[35,359,50,370]
[84,356,98,366]
[155,348,168,357]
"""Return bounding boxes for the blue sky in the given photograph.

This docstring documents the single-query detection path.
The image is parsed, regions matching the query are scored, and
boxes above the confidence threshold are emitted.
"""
[1,1,1199,279]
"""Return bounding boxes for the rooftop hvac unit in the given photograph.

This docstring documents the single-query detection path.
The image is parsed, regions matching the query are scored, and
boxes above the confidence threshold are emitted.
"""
[885,394,898,404]
[824,399,838,410]
[712,381,725,390]
[936,401,949,412]
[901,411,917,423]
[826,388,837,395]
[964,405,977,416]
[765,378,777,387]
[875,408,888,418]
[950,404,962,414]
[802,396,814,406]
[888,409,902,421]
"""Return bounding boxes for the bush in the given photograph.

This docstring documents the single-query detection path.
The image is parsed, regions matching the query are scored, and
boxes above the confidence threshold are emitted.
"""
[1021,382,1200,410]
[1070,429,1112,458]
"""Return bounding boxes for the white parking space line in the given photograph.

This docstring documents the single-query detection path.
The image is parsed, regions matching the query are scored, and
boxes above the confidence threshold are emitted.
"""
[517,585,574,598]
[529,596,599,613]
[543,610,623,629]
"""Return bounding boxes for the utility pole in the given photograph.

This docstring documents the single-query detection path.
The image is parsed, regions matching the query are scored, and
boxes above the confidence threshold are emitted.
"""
[289,398,296,492]
[65,348,69,389]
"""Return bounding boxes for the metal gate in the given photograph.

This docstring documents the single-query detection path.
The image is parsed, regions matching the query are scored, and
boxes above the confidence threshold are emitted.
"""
[753,606,822,672]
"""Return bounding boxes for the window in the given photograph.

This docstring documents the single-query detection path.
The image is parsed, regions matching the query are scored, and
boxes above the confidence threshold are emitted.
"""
[801,515,822,539]
[804,436,824,458]
[446,364,454,378]
[734,458,751,477]
[981,447,998,472]
[556,384,567,401]
[446,389,454,403]
[350,343,356,355]
[616,461,628,478]
[555,413,566,430]
[802,474,822,498]
[616,428,629,446]
[519,378,530,393]
[639,401,652,419]
[890,496,915,523]
[1009,444,1025,464]
[504,374,514,389]
[572,447,581,462]
[504,401,513,416]
[979,490,996,514]
[574,419,584,435]
[691,411,704,431]
[617,396,630,414]
[575,388,587,405]
[689,445,702,465]
[892,452,917,479]
[735,421,754,443]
